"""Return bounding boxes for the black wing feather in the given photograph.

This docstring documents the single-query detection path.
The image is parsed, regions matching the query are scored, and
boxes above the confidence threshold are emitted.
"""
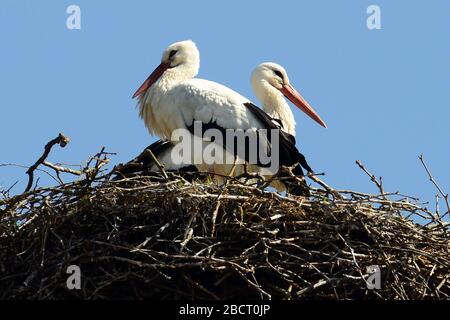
[243,102,313,173]
[114,140,174,176]
[185,102,313,173]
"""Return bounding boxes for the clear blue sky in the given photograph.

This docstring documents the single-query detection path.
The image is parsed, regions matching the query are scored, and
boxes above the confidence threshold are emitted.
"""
[0,0,449,208]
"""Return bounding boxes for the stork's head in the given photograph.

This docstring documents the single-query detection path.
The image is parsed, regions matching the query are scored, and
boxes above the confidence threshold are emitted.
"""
[161,40,200,70]
[251,62,327,128]
[133,40,200,99]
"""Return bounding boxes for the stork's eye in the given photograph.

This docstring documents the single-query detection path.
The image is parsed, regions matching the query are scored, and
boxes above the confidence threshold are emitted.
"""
[274,70,283,79]
[169,50,178,58]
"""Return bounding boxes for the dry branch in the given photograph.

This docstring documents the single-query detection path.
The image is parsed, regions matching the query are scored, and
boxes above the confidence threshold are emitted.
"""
[25,133,70,192]
[419,154,450,218]
[0,137,449,300]
[355,160,386,199]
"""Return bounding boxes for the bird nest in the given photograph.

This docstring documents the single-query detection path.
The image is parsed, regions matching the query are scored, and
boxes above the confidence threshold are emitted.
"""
[0,138,449,300]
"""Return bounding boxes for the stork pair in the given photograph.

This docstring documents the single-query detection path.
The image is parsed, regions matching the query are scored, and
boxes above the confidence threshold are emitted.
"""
[128,40,326,194]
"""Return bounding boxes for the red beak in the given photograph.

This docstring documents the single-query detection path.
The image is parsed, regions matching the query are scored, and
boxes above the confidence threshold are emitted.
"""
[280,84,327,128]
[132,62,170,99]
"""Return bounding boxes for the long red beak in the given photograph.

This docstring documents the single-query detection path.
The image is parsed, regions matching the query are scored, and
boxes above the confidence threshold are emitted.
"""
[280,84,327,128]
[132,62,170,99]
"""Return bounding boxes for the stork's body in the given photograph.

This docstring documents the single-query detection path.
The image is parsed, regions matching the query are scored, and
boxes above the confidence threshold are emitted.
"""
[139,76,297,179]
[130,40,326,191]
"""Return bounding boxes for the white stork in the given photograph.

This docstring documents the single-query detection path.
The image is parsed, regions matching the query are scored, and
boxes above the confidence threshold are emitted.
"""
[130,40,326,192]
[251,62,327,136]
[126,61,327,174]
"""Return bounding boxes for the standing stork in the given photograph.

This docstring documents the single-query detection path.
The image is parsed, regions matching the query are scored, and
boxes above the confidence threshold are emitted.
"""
[129,40,325,193]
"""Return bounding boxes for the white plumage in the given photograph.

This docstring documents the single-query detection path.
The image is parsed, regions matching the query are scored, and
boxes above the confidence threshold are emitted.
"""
[252,62,327,136]
[132,40,325,190]
[252,63,297,136]
[134,41,276,178]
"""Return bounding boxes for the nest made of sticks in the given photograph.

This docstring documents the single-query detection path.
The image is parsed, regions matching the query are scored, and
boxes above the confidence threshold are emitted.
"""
[0,136,449,300]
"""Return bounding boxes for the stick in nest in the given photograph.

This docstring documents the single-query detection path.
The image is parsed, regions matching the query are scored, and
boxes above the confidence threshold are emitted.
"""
[25,133,70,192]
[144,149,169,180]
[419,154,450,218]
[356,160,387,200]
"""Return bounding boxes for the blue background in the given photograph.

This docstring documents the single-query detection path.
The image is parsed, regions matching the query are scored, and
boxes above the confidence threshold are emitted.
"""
[0,0,448,211]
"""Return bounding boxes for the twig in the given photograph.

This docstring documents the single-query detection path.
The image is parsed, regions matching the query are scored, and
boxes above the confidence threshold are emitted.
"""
[210,200,221,238]
[356,160,387,200]
[144,149,168,180]
[42,161,82,176]
[24,133,70,192]
[1,163,61,186]
[307,173,344,199]
[419,154,450,218]
[5,181,19,195]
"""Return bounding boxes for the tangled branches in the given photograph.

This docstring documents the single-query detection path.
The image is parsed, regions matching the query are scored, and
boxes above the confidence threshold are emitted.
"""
[0,135,449,300]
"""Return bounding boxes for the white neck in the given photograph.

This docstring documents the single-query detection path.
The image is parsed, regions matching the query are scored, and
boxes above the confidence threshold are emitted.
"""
[254,82,296,136]
[139,63,198,137]
[156,63,198,92]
